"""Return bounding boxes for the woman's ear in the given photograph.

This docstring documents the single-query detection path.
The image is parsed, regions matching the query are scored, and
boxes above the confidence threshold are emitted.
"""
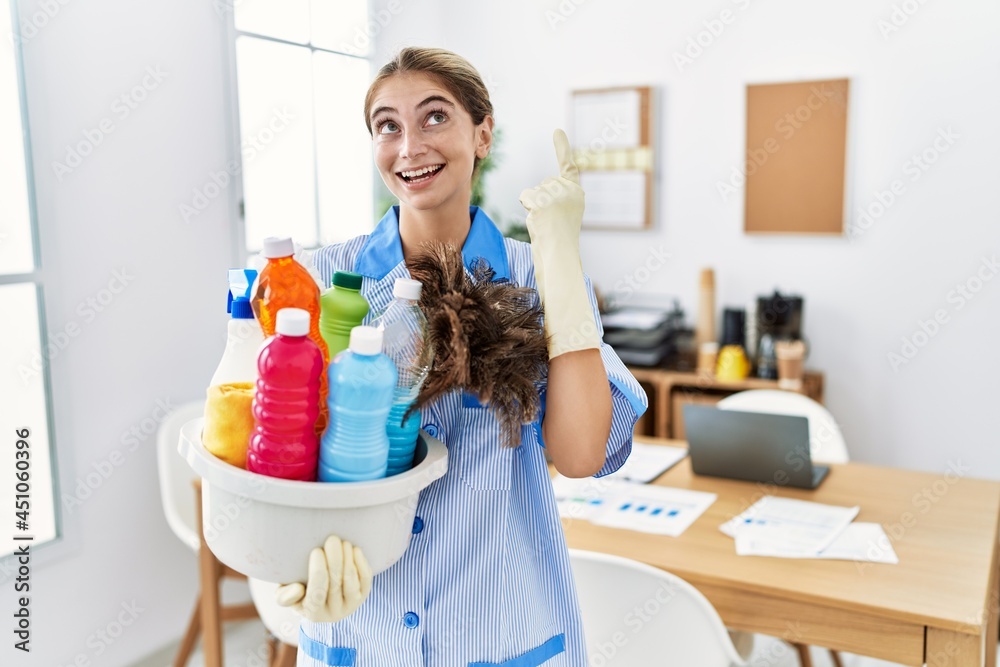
[475,115,494,159]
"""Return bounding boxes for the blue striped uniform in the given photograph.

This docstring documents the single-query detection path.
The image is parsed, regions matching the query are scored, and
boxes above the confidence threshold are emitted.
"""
[301,206,647,667]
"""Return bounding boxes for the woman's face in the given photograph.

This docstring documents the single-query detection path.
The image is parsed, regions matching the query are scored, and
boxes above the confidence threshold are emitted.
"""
[369,72,492,214]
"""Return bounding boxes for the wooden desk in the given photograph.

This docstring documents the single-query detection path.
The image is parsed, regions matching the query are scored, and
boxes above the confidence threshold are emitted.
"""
[627,368,825,439]
[560,437,1000,666]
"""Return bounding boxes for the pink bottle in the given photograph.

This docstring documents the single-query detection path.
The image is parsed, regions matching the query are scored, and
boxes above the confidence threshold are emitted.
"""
[247,308,324,481]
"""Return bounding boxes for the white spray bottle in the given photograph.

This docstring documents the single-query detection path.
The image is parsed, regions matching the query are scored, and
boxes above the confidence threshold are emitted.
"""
[210,268,265,386]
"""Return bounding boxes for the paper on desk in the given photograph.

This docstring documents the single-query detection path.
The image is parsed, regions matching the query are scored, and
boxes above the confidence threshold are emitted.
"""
[606,442,687,483]
[807,523,899,564]
[551,474,615,521]
[721,496,859,557]
[592,484,717,537]
[552,475,716,537]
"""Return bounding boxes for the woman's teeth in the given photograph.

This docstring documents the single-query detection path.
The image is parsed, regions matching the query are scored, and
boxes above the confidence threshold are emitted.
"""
[400,164,443,182]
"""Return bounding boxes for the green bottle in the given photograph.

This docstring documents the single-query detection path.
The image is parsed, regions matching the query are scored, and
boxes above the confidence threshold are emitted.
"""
[319,271,370,358]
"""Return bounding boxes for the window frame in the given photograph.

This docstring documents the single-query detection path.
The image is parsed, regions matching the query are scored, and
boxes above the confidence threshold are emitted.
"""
[220,2,375,266]
[0,0,63,561]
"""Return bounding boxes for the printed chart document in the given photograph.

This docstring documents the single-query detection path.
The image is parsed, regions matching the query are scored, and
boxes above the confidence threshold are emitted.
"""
[605,442,687,483]
[551,475,715,537]
[721,496,859,557]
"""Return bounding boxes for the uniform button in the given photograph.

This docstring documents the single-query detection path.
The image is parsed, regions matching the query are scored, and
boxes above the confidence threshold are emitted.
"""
[403,611,420,628]
[424,424,439,438]
[412,516,424,535]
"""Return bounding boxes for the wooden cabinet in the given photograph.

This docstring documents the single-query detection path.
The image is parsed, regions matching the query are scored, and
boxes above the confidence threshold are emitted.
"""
[627,368,825,439]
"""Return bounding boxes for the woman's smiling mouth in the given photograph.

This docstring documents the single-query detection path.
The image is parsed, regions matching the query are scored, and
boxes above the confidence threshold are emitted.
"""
[397,163,444,187]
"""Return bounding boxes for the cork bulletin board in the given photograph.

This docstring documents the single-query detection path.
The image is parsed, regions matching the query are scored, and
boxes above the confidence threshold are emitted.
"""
[744,78,850,235]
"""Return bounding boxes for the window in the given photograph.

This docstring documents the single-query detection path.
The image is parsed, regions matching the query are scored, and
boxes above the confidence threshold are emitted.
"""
[1,0,60,559]
[226,0,376,252]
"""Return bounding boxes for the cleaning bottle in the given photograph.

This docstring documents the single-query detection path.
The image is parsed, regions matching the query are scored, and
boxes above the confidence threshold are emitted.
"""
[370,278,432,475]
[252,236,330,434]
[319,271,369,359]
[210,268,263,386]
[318,326,396,482]
[248,308,324,481]
[202,268,261,469]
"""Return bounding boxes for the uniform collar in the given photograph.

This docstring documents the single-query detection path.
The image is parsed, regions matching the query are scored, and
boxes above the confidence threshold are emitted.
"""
[355,205,510,282]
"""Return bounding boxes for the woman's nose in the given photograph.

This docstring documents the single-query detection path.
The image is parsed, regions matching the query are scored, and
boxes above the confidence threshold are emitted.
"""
[399,130,428,160]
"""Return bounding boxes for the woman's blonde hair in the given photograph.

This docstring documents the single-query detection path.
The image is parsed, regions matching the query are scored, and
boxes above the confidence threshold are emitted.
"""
[364,47,493,174]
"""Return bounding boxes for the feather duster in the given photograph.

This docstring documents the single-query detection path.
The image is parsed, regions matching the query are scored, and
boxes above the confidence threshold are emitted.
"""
[407,242,549,448]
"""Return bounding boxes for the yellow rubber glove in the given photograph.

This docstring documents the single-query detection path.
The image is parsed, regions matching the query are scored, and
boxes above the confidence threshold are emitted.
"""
[274,535,372,623]
[519,129,601,359]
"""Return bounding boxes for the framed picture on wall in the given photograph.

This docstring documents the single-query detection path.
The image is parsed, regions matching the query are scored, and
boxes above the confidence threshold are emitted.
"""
[570,86,656,231]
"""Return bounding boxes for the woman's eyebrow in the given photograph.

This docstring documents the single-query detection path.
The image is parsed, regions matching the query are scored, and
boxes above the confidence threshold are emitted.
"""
[371,95,456,121]
[416,95,455,110]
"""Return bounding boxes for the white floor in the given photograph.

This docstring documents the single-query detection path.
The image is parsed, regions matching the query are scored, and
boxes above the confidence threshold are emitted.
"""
[142,622,923,666]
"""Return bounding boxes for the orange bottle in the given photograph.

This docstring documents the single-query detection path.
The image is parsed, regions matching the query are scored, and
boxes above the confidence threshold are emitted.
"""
[252,237,330,435]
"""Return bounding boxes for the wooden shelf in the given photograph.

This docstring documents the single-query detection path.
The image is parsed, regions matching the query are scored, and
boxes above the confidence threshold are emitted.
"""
[628,368,824,439]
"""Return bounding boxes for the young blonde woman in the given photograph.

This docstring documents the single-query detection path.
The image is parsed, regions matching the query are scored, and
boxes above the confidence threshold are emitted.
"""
[276,47,647,666]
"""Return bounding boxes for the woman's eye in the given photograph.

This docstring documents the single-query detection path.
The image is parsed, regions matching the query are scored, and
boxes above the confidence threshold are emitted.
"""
[378,121,399,135]
[428,112,447,126]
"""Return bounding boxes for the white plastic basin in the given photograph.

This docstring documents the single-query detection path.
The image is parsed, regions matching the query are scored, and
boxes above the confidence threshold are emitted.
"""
[178,418,448,583]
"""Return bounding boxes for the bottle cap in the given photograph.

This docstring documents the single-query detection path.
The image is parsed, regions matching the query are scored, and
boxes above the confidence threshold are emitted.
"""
[230,297,254,319]
[227,268,258,315]
[333,271,363,290]
[261,237,294,259]
[393,278,422,300]
[275,308,310,337]
[349,326,383,355]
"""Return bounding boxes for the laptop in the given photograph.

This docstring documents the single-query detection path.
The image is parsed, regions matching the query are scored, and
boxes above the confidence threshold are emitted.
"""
[682,404,830,489]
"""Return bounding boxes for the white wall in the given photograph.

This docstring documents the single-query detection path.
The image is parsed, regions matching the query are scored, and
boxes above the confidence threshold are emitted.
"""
[1,0,240,665]
[381,0,1000,477]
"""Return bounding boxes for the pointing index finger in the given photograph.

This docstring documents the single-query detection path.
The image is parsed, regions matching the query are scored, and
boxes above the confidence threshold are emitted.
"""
[553,129,579,184]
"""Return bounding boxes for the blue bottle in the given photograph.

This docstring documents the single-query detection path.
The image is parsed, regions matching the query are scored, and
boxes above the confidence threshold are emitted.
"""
[371,278,432,476]
[318,326,397,482]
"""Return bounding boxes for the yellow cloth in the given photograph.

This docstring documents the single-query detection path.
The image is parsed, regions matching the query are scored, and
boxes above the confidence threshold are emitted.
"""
[202,382,255,468]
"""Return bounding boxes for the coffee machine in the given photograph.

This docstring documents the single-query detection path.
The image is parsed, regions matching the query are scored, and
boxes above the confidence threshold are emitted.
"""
[754,291,803,379]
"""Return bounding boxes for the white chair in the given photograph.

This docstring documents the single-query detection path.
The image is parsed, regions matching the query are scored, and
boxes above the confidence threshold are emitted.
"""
[156,400,258,667]
[716,390,849,464]
[157,401,206,553]
[569,549,752,666]
[716,390,848,667]
[248,578,301,667]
